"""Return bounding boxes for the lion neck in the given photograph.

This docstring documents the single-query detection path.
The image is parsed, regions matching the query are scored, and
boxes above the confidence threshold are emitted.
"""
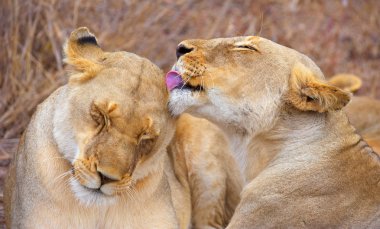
[222,106,362,183]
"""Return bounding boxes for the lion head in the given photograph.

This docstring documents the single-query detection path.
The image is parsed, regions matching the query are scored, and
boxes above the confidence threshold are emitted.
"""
[167,36,350,135]
[55,27,172,205]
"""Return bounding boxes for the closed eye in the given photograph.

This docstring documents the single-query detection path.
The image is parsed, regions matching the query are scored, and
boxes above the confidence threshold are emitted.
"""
[136,136,156,155]
[234,45,259,52]
[138,130,156,144]
[139,133,152,141]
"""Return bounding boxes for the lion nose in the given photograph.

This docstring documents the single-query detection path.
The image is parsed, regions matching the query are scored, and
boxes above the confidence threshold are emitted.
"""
[97,168,122,186]
[176,44,194,59]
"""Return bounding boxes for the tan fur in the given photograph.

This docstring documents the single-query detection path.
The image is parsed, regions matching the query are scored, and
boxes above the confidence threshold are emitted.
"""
[168,36,380,228]
[327,75,380,154]
[169,114,243,229]
[328,73,362,93]
[4,28,242,229]
[287,63,351,112]
[344,96,380,154]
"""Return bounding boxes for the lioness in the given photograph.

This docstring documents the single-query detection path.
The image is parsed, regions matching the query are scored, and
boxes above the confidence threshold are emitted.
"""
[166,36,380,228]
[4,28,242,228]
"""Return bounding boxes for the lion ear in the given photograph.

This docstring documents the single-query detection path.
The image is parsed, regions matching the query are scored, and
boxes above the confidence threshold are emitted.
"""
[328,74,362,93]
[287,63,351,113]
[64,27,104,83]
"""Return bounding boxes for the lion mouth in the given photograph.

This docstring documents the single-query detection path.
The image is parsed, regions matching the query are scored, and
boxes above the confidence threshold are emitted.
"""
[165,70,204,92]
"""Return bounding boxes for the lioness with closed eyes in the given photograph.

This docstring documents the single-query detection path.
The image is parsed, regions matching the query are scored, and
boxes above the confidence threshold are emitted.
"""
[167,36,380,228]
[4,28,243,229]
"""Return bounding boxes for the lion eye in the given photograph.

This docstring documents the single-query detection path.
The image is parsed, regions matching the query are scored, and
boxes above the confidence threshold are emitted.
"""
[139,133,151,141]
[138,131,156,144]
[136,134,156,155]
[90,105,109,133]
[235,45,259,52]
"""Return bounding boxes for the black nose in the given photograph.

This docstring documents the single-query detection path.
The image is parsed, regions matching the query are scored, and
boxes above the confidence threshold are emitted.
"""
[176,44,193,59]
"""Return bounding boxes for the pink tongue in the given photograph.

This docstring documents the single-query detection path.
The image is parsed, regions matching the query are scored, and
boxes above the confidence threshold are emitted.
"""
[165,70,183,91]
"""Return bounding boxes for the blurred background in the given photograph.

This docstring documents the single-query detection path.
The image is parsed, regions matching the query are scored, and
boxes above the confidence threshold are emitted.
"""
[0,0,379,226]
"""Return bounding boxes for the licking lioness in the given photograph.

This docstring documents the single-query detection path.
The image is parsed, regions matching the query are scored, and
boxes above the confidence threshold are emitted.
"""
[167,36,380,228]
[4,28,243,228]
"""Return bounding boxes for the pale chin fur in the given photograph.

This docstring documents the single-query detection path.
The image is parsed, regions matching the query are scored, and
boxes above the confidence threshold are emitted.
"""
[168,62,199,116]
[169,84,282,134]
[69,178,117,207]
[169,87,265,133]
[168,89,200,116]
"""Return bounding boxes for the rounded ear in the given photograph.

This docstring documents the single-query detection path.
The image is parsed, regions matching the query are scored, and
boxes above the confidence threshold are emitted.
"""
[63,27,104,83]
[328,74,362,93]
[287,63,351,113]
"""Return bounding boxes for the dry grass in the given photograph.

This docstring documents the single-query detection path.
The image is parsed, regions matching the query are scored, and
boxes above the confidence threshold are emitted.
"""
[1,0,380,140]
[0,0,379,225]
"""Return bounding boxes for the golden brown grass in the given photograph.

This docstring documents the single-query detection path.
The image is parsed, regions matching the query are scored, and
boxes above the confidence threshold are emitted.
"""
[0,0,379,225]
[1,0,380,140]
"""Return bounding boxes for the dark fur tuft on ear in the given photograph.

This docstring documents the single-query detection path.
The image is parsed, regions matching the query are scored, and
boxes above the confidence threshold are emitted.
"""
[77,36,98,46]
[63,27,104,83]
[287,63,351,113]
[69,27,98,47]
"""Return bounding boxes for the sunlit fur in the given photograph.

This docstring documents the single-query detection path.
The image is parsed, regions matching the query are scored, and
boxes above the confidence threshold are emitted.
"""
[4,28,243,229]
[328,75,380,153]
[328,73,362,93]
[169,114,243,228]
[168,36,380,228]
[344,97,380,154]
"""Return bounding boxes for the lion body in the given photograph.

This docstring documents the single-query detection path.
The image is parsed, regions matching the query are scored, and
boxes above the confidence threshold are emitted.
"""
[328,74,380,153]
[344,97,380,154]
[169,114,243,228]
[168,36,380,228]
[4,28,242,229]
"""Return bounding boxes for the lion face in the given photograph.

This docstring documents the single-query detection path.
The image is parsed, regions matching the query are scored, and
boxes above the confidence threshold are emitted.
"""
[167,36,292,133]
[56,28,172,205]
[167,36,350,134]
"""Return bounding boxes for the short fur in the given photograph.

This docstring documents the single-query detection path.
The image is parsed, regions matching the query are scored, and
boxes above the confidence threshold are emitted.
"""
[328,73,362,93]
[345,96,380,153]
[168,36,380,228]
[169,114,243,229]
[4,28,243,229]
[328,74,380,153]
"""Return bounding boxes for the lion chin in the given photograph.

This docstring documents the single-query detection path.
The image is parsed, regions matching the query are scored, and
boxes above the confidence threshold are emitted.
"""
[69,178,117,206]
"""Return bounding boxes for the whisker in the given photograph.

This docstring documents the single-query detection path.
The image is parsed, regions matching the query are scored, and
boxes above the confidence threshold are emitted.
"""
[39,155,70,164]
[53,169,72,183]
[180,74,192,90]
[180,65,200,91]
[46,168,74,188]
[68,175,81,187]
[258,11,264,37]
[198,74,206,97]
